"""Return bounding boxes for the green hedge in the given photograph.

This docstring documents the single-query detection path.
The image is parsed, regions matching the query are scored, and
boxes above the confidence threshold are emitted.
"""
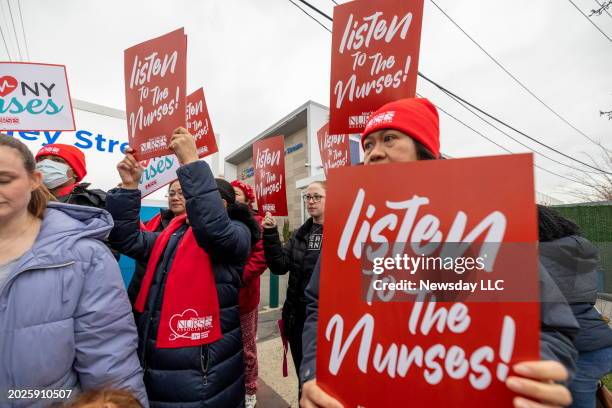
[554,205,612,293]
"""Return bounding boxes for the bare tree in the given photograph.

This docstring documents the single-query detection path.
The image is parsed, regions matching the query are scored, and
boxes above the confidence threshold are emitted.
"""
[564,142,612,202]
[589,0,612,16]
[602,110,612,120]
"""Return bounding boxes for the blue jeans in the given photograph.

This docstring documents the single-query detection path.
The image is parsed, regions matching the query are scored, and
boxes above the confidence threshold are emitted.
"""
[569,346,612,408]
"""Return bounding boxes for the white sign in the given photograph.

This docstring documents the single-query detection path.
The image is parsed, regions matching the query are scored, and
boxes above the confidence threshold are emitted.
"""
[138,143,217,197]
[0,62,75,131]
[8,100,219,203]
[138,154,180,197]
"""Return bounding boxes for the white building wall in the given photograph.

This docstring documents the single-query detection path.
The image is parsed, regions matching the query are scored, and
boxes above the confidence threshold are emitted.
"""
[306,103,329,177]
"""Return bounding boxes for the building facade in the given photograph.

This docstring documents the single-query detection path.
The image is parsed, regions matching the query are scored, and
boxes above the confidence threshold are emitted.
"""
[224,100,361,230]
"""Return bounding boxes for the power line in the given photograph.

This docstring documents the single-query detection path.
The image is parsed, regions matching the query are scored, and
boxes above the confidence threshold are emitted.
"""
[417,93,583,184]
[17,0,29,61]
[297,0,333,21]
[7,0,23,61]
[297,0,598,186]
[0,1,12,61]
[417,93,512,153]
[331,0,339,5]
[441,87,603,174]
[0,25,10,61]
[429,0,602,147]
[293,0,612,175]
[418,71,612,174]
[288,0,331,33]
[567,0,612,42]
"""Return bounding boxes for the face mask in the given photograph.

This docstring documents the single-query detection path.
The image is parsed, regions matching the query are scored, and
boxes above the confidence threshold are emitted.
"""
[36,159,71,189]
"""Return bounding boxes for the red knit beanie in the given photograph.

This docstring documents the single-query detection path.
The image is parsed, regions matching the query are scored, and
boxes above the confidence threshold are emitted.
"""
[230,180,255,206]
[35,144,87,182]
[361,98,440,158]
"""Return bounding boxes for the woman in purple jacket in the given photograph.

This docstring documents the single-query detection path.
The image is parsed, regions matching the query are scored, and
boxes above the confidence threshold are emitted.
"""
[0,135,147,407]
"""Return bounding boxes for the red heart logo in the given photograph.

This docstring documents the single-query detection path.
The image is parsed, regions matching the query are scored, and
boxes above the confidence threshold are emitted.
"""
[0,76,18,97]
[169,308,200,339]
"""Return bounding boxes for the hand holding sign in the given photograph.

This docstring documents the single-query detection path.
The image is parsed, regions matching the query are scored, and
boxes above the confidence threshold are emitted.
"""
[117,147,144,189]
[262,211,277,229]
[301,381,343,408]
[302,361,571,408]
[506,361,571,407]
[169,127,199,166]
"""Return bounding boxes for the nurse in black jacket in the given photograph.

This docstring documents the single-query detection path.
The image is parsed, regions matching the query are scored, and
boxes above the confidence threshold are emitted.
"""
[261,181,327,380]
[106,128,259,408]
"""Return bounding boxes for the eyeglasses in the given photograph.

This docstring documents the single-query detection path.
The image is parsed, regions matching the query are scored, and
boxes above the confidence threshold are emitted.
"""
[303,194,325,203]
[166,190,184,198]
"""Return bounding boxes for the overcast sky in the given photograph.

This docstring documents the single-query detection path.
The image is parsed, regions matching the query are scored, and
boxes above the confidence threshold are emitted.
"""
[2,0,611,202]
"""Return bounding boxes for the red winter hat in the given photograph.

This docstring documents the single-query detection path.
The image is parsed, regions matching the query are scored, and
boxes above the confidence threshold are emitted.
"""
[230,180,255,205]
[35,144,87,182]
[361,98,440,158]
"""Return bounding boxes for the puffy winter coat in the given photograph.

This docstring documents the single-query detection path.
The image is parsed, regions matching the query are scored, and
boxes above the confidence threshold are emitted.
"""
[57,182,107,208]
[0,202,147,407]
[540,235,612,352]
[263,218,322,337]
[107,161,258,408]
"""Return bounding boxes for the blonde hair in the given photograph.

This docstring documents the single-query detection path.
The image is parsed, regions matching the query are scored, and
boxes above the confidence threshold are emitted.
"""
[63,389,143,408]
[308,180,327,191]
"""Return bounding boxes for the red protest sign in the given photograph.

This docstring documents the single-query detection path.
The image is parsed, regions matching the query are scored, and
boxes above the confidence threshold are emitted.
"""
[253,135,288,216]
[329,0,424,134]
[124,28,187,160]
[317,154,540,406]
[317,122,351,176]
[186,88,218,158]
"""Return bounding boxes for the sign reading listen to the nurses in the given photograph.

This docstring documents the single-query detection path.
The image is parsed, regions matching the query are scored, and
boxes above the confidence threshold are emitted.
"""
[329,0,424,134]
[317,122,351,176]
[186,88,218,158]
[0,62,75,131]
[253,135,288,216]
[316,154,540,406]
[124,28,187,161]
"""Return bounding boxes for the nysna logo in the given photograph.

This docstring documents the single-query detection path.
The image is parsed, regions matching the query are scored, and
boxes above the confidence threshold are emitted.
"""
[0,76,18,97]
[0,76,64,115]
[139,155,176,184]
[169,309,213,341]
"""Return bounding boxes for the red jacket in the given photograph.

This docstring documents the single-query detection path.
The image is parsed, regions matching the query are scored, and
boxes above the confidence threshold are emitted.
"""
[239,214,267,314]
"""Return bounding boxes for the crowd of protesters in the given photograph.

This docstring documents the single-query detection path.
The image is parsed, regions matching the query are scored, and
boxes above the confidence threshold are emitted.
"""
[0,97,610,408]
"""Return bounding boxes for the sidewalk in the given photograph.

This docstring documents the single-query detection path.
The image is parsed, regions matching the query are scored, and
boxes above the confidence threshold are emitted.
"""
[255,307,300,408]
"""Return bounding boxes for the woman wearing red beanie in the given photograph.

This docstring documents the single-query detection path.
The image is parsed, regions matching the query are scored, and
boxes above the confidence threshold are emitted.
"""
[231,180,268,408]
[299,98,578,408]
[35,144,107,209]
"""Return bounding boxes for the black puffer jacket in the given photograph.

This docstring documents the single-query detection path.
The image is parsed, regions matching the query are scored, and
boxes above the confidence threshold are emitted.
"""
[263,218,322,336]
[58,182,121,259]
[107,161,258,408]
[57,182,107,208]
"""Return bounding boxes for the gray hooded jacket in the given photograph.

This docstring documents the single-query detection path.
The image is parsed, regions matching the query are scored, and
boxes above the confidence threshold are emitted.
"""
[540,235,612,352]
[0,202,147,407]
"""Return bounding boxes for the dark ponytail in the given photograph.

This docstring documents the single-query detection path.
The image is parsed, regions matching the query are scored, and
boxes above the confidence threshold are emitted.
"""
[537,204,581,242]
